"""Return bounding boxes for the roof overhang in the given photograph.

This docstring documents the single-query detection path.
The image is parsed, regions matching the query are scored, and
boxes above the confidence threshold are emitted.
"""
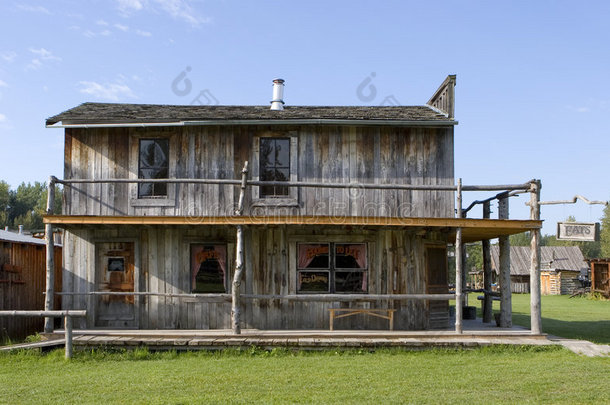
[46,119,458,129]
[44,215,540,243]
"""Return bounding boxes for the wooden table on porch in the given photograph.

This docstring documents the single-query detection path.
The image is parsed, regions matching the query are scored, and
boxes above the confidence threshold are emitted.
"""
[328,308,397,331]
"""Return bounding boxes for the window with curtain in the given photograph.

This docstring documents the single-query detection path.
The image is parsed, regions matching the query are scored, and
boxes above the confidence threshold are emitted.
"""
[297,243,368,293]
[190,244,227,293]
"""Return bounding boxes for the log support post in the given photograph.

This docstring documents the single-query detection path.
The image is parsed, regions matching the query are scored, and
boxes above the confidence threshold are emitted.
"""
[64,314,73,359]
[498,192,512,328]
[231,162,249,335]
[44,176,56,333]
[529,180,542,334]
[455,178,463,334]
[482,201,493,323]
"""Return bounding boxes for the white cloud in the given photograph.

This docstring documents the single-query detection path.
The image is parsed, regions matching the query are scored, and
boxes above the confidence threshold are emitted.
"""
[26,48,62,70]
[78,81,136,101]
[67,12,84,19]
[29,48,62,62]
[0,79,7,87]
[136,29,152,37]
[96,19,109,26]
[1,51,17,63]
[17,5,51,14]
[115,23,129,31]
[155,0,208,26]
[117,0,146,12]
[26,59,43,70]
[566,100,610,114]
[115,0,209,26]
[0,113,11,129]
[100,30,112,36]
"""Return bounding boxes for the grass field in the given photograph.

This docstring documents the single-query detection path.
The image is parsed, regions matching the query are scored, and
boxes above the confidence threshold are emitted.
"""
[465,293,610,344]
[0,346,608,404]
[0,294,607,404]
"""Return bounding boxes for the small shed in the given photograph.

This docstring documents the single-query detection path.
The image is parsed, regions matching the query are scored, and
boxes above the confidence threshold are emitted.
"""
[491,246,587,294]
[0,229,62,340]
[589,259,610,298]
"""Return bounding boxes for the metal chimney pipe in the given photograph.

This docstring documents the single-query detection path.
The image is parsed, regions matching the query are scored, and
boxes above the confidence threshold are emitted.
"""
[270,78,285,110]
[18,225,24,234]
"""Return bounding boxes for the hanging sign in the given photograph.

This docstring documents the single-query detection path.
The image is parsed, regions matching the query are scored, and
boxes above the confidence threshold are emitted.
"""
[556,222,600,242]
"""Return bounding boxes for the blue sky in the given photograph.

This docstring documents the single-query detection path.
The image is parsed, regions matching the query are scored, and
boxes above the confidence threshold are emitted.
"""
[0,0,608,235]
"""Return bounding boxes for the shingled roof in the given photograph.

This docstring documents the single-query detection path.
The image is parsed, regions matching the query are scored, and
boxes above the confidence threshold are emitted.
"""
[491,246,589,276]
[46,103,455,126]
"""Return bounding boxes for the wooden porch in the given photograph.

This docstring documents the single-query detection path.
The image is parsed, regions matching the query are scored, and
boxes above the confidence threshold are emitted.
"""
[41,319,549,351]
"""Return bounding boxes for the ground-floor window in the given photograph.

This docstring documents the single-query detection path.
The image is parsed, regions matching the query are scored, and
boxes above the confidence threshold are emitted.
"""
[190,244,227,293]
[297,243,368,293]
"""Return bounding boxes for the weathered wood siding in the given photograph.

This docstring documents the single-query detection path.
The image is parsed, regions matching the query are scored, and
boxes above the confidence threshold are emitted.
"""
[559,271,580,295]
[0,241,62,340]
[64,125,454,219]
[541,271,580,295]
[62,225,449,330]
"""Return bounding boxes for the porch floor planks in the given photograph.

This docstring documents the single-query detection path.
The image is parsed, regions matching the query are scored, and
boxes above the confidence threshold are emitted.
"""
[41,318,556,351]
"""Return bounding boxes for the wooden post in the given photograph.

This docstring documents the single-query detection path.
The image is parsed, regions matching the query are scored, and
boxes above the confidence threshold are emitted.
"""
[44,176,56,333]
[455,178,463,334]
[64,315,73,359]
[231,161,249,334]
[529,180,542,334]
[482,201,493,323]
[498,193,512,328]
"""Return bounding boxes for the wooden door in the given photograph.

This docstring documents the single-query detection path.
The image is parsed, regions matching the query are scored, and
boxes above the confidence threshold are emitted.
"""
[426,246,449,329]
[540,273,550,295]
[95,242,136,328]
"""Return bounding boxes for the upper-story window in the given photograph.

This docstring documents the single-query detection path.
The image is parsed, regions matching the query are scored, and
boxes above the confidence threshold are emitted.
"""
[260,137,290,198]
[251,132,298,206]
[138,139,169,198]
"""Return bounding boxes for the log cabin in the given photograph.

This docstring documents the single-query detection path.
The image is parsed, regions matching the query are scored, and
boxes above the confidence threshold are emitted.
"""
[491,246,587,295]
[0,229,62,339]
[44,76,543,332]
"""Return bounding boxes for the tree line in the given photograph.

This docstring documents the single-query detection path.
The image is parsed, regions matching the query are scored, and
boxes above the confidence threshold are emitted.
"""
[0,181,62,232]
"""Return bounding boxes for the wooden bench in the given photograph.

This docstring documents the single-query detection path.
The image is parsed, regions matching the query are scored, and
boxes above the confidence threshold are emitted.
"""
[328,308,396,331]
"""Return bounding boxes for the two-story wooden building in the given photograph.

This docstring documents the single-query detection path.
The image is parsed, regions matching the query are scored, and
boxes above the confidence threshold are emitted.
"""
[44,76,542,332]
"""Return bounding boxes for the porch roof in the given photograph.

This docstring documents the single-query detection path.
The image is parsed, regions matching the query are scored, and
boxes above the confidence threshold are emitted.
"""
[43,215,541,243]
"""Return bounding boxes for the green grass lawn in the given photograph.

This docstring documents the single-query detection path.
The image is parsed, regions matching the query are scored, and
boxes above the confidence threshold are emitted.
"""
[463,293,610,344]
[1,295,607,404]
[0,346,608,404]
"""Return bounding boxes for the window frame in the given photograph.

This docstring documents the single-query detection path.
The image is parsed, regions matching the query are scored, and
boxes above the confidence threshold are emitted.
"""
[137,138,170,199]
[251,131,298,207]
[129,130,176,208]
[190,243,229,294]
[259,137,291,198]
[296,242,369,294]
